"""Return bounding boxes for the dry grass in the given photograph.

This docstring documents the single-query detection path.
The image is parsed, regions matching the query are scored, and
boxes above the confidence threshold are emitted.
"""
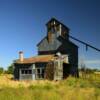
[0,74,59,88]
[0,74,100,100]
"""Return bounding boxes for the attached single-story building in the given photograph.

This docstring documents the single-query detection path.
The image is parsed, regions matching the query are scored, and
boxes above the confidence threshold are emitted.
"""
[14,53,69,80]
[13,18,79,80]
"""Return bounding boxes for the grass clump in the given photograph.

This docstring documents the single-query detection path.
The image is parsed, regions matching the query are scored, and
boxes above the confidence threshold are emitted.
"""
[29,83,54,90]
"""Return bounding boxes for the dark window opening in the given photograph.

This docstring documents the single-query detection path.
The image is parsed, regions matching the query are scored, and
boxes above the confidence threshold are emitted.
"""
[37,69,40,73]
[28,70,32,74]
[36,68,45,79]
[21,69,32,75]
[25,70,27,74]
[21,70,25,74]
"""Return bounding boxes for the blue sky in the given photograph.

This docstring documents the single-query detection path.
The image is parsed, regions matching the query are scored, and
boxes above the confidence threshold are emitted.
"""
[0,0,100,69]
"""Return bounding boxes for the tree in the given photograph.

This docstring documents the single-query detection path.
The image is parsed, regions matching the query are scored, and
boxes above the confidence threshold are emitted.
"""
[0,67,4,74]
[7,64,14,74]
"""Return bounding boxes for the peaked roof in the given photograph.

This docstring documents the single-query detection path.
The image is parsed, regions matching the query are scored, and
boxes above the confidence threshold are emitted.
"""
[37,18,71,47]
[46,18,70,31]
[37,36,46,46]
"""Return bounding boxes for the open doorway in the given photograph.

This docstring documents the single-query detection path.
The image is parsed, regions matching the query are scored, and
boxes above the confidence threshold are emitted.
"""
[63,63,71,79]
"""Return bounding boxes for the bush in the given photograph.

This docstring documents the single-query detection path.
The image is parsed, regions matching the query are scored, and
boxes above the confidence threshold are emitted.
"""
[6,64,14,74]
[0,67,4,74]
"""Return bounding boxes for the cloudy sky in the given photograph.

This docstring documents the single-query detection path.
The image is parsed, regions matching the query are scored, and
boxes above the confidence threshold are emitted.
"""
[0,0,100,69]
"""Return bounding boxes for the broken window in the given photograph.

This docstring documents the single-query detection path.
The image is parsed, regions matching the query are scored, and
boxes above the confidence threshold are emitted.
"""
[21,70,24,74]
[35,68,45,79]
[28,70,32,74]
[21,69,32,74]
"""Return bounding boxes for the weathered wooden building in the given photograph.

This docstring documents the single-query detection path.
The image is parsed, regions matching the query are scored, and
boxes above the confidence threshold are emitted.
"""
[14,18,79,80]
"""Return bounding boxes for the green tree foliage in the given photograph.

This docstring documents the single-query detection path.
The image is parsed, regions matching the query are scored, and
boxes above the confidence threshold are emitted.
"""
[0,67,4,74]
[7,64,14,74]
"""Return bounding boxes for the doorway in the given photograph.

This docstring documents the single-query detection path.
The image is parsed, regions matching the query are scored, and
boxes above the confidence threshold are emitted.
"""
[63,63,70,79]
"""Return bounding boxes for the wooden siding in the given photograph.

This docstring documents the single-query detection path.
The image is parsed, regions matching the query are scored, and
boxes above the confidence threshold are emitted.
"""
[14,64,35,80]
[14,63,47,80]
[38,36,78,77]
[47,32,52,43]
[57,37,78,77]
[54,60,63,80]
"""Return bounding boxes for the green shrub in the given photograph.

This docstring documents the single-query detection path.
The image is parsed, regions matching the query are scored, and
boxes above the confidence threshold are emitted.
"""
[7,64,14,74]
[0,67,4,74]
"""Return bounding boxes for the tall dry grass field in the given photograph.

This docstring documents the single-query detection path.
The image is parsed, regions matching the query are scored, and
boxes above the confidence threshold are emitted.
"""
[0,74,100,100]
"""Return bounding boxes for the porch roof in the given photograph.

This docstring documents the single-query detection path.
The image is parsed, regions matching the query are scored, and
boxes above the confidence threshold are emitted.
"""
[14,55,55,64]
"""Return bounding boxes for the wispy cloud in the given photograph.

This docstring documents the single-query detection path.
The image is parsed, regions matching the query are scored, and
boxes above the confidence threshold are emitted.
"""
[85,60,100,64]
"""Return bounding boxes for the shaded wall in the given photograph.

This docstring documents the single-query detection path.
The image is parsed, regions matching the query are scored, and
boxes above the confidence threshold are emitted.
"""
[14,63,33,80]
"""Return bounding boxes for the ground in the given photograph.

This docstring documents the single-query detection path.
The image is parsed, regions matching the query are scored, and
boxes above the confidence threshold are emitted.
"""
[0,73,100,100]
